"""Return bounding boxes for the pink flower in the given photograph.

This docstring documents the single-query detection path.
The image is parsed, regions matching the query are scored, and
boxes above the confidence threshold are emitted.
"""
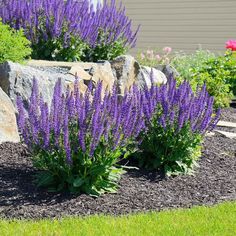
[225,40,236,51]
[163,47,172,54]
[140,53,145,60]
[146,50,154,59]
[155,54,161,61]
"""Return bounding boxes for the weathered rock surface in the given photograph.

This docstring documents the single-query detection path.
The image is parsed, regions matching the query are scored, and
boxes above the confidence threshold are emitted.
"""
[0,88,20,144]
[110,55,146,94]
[142,66,167,88]
[217,121,236,128]
[111,55,167,94]
[27,59,94,69]
[0,61,76,107]
[88,61,116,92]
[69,65,92,81]
[155,64,180,78]
[0,56,167,108]
[214,130,236,139]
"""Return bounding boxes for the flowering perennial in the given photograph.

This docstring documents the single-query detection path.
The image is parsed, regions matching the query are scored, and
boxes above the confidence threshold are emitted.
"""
[138,75,220,175]
[142,76,220,133]
[138,47,172,66]
[17,78,145,195]
[226,40,236,51]
[0,0,139,61]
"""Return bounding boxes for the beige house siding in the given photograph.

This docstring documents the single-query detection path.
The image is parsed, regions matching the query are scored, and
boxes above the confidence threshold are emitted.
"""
[122,0,236,55]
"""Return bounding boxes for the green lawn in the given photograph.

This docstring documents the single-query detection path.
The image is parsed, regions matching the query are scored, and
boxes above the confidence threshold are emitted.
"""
[1,201,236,236]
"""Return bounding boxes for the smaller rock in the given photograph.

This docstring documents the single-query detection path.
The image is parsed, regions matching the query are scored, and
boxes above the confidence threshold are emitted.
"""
[89,61,116,93]
[67,80,88,95]
[217,121,236,128]
[215,130,236,139]
[69,65,92,81]
[0,87,20,144]
[111,55,147,94]
[155,64,180,78]
[141,66,167,88]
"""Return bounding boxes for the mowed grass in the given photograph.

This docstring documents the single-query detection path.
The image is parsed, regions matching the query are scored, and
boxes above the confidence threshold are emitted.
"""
[1,201,236,236]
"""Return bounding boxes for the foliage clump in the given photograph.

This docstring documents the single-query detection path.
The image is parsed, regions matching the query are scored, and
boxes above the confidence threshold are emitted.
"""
[0,21,31,64]
[171,50,236,108]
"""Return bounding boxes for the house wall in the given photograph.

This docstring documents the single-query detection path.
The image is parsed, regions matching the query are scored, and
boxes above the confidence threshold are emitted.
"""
[122,0,236,55]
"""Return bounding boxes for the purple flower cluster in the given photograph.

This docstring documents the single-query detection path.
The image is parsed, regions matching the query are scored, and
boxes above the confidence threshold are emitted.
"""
[141,75,220,134]
[17,78,145,164]
[0,0,139,48]
[17,75,220,164]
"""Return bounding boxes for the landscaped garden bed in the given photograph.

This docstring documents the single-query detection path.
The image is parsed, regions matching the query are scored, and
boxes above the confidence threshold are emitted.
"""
[0,108,235,220]
[0,1,236,232]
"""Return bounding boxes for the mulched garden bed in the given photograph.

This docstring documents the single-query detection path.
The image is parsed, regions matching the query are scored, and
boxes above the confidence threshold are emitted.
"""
[0,108,235,220]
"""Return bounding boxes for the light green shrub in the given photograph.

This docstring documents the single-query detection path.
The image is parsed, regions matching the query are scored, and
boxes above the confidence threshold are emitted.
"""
[171,50,234,108]
[0,21,31,64]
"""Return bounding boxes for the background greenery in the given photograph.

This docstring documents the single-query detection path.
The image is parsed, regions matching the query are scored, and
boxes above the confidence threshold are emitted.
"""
[172,50,236,108]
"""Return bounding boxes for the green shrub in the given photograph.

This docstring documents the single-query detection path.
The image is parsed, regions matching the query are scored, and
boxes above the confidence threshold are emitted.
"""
[216,50,236,96]
[172,50,235,108]
[139,120,202,176]
[171,50,215,80]
[31,35,88,62]
[0,21,31,64]
[82,38,127,62]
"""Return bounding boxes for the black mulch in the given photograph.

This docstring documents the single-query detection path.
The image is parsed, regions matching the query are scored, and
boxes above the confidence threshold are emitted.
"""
[0,109,236,220]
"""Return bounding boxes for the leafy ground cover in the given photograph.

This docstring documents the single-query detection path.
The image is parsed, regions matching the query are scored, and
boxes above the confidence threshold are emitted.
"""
[0,201,236,236]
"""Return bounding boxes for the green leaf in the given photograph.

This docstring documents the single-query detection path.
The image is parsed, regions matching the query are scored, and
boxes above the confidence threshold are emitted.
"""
[90,165,107,176]
[36,172,54,187]
[73,177,85,187]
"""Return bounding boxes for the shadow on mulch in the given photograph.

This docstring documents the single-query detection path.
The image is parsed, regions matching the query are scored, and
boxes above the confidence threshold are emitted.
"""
[0,109,236,220]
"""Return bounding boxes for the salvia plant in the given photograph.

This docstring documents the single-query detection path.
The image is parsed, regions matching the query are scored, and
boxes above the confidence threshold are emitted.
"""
[17,78,145,196]
[137,76,220,176]
[0,0,139,62]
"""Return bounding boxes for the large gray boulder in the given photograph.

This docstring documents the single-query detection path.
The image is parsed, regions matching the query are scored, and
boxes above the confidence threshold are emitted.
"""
[0,87,20,144]
[0,61,76,108]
